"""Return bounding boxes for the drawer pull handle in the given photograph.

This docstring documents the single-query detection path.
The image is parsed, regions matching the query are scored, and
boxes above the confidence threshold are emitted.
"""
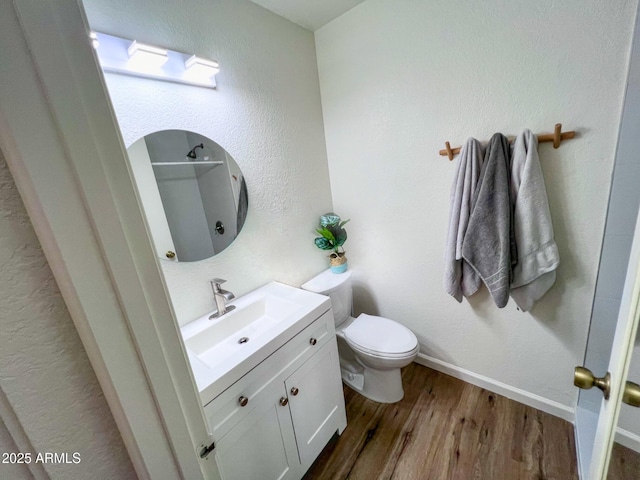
[290,387,299,396]
[238,396,249,407]
[309,338,317,346]
[279,397,289,407]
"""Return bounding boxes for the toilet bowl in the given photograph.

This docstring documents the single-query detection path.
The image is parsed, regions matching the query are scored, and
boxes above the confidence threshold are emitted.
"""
[301,269,419,403]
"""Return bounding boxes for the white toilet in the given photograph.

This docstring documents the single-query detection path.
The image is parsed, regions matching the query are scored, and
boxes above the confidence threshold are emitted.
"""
[302,269,419,403]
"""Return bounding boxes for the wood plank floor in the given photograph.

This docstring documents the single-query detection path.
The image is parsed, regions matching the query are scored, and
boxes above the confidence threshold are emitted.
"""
[303,363,578,480]
[608,442,640,480]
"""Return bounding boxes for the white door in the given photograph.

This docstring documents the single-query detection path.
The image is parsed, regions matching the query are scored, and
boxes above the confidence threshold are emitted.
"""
[573,6,640,477]
[0,1,218,478]
[127,137,178,261]
[574,206,640,479]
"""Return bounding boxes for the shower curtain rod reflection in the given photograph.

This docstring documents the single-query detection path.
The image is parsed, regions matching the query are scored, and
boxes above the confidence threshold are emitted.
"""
[151,161,224,166]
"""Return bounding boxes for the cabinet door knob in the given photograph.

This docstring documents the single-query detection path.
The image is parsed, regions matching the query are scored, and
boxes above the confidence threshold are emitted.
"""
[238,396,249,407]
[309,338,317,346]
[290,387,299,396]
[279,397,289,407]
[166,250,176,259]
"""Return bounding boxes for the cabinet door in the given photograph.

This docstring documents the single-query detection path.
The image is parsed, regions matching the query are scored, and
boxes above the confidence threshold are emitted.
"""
[215,379,300,480]
[285,340,347,469]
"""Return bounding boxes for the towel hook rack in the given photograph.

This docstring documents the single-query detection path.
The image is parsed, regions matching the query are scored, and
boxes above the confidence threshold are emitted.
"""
[439,123,576,160]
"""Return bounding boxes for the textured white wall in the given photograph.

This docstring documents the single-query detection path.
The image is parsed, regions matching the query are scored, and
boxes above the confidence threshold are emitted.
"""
[0,151,135,479]
[315,0,637,407]
[83,0,333,326]
[0,417,31,480]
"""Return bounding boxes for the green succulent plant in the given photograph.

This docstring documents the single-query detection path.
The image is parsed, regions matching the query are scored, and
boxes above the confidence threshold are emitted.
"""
[314,213,350,256]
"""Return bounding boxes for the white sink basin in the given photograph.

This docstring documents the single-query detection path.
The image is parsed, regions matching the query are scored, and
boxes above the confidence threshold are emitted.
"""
[185,294,301,368]
[181,281,330,403]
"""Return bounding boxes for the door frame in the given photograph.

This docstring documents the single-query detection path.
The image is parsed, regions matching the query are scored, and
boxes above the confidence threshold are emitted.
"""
[574,4,640,477]
[587,207,640,478]
[0,1,217,479]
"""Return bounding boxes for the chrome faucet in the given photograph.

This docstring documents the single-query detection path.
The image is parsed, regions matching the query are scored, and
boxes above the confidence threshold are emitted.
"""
[209,278,236,319]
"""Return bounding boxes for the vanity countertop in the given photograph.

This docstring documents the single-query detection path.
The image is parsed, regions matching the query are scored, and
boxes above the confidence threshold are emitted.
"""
[181,281,330,404]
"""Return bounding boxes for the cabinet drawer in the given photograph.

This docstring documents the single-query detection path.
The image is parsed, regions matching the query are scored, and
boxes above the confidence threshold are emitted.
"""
[205,310,334,439]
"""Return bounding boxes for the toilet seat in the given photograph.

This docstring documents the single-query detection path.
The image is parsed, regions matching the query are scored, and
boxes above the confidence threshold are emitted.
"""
[343,314,418,358]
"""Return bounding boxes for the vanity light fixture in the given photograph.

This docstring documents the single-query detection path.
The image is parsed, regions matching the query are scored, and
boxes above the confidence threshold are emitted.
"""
[185,55,220,78]
[127,40,168,69]
[91,31,218,89]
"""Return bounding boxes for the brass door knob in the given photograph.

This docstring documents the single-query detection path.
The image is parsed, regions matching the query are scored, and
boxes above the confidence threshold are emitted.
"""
[290,387,299,396]
[279,397,289,407]
[238,396,248,407]
[623,381,640,408]
[574,366,611,400]
[166,250,176,259]
[309,338,317,346]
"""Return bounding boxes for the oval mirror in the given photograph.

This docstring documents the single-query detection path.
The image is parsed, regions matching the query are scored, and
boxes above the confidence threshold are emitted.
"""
[127,130,248,262]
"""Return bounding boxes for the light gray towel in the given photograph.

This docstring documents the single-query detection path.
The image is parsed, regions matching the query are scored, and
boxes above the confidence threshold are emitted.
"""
[444,138,483,302]
[462,133,513,308]
[510,129,559,311]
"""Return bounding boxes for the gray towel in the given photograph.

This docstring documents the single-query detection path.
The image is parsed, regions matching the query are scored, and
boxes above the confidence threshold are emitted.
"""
[462,133,514,308]
[509,129,559,311]
[444,138,483,302]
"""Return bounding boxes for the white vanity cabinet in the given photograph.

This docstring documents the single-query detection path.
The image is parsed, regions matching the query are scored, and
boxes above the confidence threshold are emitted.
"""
[204,310,347,480]
[213,378,300,480]
[285,341,345,468]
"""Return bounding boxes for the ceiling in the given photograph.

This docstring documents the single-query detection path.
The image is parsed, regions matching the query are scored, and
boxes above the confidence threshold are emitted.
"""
[249,0,367,31]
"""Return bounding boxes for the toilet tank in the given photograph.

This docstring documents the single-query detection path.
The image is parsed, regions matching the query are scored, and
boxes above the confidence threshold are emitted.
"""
[301,269,353,327]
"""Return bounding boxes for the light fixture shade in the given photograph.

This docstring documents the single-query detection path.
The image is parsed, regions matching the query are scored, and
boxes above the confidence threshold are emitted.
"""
[127,40,168,69]
[93,32,217,89]
[89,31,99,49]
[184,55,220,78]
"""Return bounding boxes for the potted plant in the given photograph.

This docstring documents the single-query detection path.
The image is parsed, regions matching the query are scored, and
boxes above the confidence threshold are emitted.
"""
[314,212,350,273]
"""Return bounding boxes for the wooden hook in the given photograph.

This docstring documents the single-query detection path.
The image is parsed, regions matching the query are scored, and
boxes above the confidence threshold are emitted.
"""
[537,123,576,147]
[553,123,562,149]
[444,141,454,161]
[439,123,576,160]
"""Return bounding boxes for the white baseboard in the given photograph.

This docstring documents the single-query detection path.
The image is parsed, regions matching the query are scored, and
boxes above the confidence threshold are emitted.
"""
[414,353,574,423]
[615,427,640,453]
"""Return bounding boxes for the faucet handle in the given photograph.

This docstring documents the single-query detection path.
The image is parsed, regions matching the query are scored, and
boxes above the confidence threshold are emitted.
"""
[210,278,226,292]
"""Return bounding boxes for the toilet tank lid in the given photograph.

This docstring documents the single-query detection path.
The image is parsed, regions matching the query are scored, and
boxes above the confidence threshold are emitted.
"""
[301,269,352,294]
